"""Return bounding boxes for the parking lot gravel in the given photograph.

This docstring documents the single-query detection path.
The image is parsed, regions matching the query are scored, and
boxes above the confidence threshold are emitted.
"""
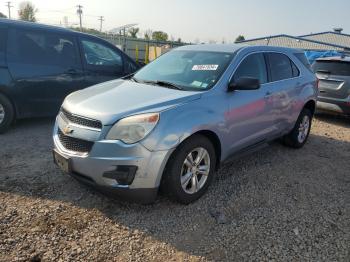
[0,114,349,261]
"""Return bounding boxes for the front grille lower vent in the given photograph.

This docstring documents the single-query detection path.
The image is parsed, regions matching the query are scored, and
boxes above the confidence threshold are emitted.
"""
[57,128,94,154]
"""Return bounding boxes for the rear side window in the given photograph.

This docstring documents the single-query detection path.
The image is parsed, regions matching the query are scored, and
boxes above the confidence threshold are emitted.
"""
[0,27,7,54]
[0,27,7,64]
[295,53,312,72]
[7,28,79,67]
[267,53,299,81]
[81,39,123,68]
[312,61,350,76]
[234,53,267,84]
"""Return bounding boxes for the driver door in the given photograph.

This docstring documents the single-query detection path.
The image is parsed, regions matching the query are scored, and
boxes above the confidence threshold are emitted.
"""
[78,36,125,86]
[226,52,276,153]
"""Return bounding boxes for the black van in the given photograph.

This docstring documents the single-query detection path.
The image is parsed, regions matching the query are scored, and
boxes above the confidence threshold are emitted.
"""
[0,19,139,133]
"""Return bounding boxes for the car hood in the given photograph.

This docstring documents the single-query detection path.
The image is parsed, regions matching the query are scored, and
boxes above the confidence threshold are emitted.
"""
[62,79,202,125]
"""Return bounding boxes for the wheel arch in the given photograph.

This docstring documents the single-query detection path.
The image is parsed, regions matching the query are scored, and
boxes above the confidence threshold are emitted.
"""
[303,99,316,115]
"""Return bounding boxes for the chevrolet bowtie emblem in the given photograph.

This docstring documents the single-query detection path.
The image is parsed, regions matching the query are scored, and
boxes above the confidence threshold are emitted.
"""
[63,125,74,135]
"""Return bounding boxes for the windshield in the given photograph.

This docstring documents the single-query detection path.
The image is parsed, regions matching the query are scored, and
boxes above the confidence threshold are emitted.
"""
[133,50,234,91]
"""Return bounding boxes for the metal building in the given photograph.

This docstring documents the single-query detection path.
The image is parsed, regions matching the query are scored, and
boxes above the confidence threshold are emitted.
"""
[239,29,350,52]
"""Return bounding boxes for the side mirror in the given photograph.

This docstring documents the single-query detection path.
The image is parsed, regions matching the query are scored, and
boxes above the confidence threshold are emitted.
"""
[228,77,260,92]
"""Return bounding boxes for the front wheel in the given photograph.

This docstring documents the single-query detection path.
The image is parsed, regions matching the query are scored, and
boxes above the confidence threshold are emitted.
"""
[161,135,216,204]
[282,108,312,148]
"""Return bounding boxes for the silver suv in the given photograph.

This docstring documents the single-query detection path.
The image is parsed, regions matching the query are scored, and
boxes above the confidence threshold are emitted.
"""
[313,56,350,116]
[53,44,318,204]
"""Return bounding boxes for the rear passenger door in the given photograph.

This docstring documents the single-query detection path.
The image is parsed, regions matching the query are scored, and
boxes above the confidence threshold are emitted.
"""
[265,52,301,132]
[6,27,85,117]
[78,36,126,86]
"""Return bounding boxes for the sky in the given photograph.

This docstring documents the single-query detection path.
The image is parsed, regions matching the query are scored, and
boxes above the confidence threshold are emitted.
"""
[1,0,350,43]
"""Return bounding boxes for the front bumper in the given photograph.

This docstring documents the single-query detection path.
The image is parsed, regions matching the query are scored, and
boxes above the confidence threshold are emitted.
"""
[317,96,350,115]
[53,122,174,203]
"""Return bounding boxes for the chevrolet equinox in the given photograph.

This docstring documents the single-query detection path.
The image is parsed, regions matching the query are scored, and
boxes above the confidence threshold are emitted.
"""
[53,44,318,204]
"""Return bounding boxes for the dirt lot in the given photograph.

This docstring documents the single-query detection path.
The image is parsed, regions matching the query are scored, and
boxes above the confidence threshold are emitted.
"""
[0,114,349,261]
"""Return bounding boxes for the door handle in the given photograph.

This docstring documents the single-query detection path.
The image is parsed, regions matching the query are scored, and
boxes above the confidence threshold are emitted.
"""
[65,69,80,75]
[264,91,272,98]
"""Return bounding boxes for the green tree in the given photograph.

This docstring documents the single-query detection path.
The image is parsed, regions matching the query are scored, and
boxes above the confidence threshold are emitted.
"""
[235,35,245,43]
[177,38,182,43]
[144,29,152,40]
[18,1,37,22]
[152,31,168,41]
[128,27,139,38]
[0,12,7,18]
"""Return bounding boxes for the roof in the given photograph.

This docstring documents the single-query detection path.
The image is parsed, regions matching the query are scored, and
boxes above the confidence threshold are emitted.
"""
[240,31,350,51]
[0,18,74,34]
[239,34,348,51]
[299,32,350,49]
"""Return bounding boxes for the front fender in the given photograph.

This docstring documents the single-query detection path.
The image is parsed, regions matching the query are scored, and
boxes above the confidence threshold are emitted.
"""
[141,94,227,152]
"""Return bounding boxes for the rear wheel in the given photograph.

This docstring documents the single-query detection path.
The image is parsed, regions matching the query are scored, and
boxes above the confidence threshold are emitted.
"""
[161,135,216,204]
[0,94,15,134]
[282,108,312,148]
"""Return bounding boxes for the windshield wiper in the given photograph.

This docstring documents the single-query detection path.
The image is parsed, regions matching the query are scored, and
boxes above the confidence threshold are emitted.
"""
[144,80,183,90]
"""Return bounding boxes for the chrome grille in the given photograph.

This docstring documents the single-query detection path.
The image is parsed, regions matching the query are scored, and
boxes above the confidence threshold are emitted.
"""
[57,128,94,154]
[60,108,102,130]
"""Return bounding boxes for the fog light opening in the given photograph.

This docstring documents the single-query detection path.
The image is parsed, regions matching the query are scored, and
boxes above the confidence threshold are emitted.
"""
[103,166,137,185]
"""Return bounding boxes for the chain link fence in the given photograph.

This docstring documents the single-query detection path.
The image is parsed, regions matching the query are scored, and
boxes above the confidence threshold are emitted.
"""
[92,34,187,63]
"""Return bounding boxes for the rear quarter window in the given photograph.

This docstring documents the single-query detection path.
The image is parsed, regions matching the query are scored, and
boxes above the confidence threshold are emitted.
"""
[295,53,313,72]
[312,60,350,76]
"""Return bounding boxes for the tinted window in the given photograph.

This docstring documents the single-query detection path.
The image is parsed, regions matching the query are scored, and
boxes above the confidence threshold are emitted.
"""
[267,53,294,81]
[295,53,312,72]
[234,53,267,84]
[312,60,350,76]
[291,61,300,77]
[81,40,123,67]
[7,29,78,66]
[125,59,138,74]
[0,27,7,63]
[0,27,7,54]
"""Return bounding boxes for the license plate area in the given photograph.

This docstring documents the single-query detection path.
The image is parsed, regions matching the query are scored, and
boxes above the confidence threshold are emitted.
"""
[53,149,72,174]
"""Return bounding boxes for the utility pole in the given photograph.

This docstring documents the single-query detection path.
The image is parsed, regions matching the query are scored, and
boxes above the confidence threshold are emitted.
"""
[5,1,13,19]
[76,5,83,31]
[98,16,104,32]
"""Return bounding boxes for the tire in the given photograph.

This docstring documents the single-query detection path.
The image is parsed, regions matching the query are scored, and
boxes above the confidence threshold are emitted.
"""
[282,108,312,148]
[161,134,217,204]
[0,93,15,134]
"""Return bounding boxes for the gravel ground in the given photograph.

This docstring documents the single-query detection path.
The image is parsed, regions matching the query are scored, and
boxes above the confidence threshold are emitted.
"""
[0,114,349,261]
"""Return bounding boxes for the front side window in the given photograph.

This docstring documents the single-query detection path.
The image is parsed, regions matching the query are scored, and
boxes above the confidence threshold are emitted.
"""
[134,50,234,91]
[267,53,297,81]
[81,40,123,68]
[8,29,78,66]
[233,53,267,84]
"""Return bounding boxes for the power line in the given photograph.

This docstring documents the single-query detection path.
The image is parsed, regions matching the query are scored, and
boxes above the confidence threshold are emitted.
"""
[76,5,83,31]
[5,1,13,19]
[98,16,104,32]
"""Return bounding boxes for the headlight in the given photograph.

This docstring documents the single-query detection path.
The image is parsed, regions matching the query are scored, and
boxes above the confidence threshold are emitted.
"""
[106,113,159,144]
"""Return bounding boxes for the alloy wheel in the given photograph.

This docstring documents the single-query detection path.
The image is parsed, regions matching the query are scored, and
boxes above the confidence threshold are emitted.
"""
[0,103,5,125]
[298,115,310,143]
[180,147,211,194]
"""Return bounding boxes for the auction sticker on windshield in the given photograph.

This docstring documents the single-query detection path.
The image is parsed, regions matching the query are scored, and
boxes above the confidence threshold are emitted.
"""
[192,65,219,71]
